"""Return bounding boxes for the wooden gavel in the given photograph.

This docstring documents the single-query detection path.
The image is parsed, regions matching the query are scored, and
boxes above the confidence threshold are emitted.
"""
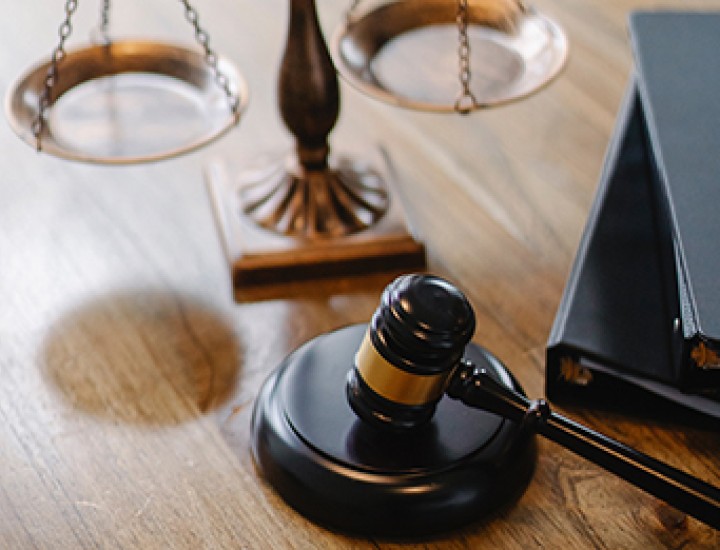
[347,274,720,530]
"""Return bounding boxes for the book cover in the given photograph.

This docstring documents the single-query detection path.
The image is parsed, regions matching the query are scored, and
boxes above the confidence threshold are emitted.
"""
[546,83,720,416]
[631,11,720,387]
[546,11,720,416]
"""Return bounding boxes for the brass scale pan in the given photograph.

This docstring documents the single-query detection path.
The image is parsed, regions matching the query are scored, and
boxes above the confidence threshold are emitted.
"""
[6,39,248,164]
[332,0,567,112]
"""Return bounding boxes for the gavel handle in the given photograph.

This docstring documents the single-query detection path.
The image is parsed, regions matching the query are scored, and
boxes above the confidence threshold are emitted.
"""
[445,360,720,530]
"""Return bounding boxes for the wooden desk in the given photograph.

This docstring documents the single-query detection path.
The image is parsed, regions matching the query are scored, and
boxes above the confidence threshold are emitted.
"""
[1,1,718,547]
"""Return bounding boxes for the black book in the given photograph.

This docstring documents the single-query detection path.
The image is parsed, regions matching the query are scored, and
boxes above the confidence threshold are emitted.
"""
[546,11,720,417]
[631,11,720,388]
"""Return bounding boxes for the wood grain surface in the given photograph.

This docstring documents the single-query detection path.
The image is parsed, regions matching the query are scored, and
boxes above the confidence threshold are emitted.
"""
[1,1,718,548]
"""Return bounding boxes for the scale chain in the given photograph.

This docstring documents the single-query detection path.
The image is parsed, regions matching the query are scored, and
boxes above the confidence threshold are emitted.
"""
[32,0,79,151]
[95,0,111,45]
[179,0,241,116]
[455,0,478,114]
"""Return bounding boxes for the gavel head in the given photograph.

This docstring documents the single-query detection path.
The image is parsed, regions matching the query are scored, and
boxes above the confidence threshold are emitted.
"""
[347,274,476,430]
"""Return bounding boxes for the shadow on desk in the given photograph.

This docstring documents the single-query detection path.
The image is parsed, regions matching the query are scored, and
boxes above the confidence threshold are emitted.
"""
[40,289,242,425]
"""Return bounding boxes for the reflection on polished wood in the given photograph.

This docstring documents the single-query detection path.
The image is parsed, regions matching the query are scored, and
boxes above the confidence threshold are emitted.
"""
[1,1,718,548]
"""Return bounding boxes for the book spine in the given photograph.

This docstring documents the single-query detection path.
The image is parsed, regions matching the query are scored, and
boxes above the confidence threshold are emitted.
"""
[546,82,639,400]
[637,90,685,385]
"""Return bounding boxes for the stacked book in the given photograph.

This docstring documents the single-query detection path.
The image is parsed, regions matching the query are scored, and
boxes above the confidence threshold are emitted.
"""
[546,11,720,419]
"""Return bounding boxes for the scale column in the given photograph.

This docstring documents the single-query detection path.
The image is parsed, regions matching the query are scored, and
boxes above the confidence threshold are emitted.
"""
[279,0,339,170]
[204,0,425,293]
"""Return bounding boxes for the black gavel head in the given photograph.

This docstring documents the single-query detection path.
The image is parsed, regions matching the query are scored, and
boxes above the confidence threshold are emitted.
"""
[347,274,476,430]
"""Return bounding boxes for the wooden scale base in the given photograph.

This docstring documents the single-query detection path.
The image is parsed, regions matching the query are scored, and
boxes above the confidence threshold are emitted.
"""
[250,324,537,538]
[204,148,425,294]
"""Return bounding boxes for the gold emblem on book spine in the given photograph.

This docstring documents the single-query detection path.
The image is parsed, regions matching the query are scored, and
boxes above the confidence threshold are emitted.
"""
[559,357,593,386]
[690,342,720,369]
